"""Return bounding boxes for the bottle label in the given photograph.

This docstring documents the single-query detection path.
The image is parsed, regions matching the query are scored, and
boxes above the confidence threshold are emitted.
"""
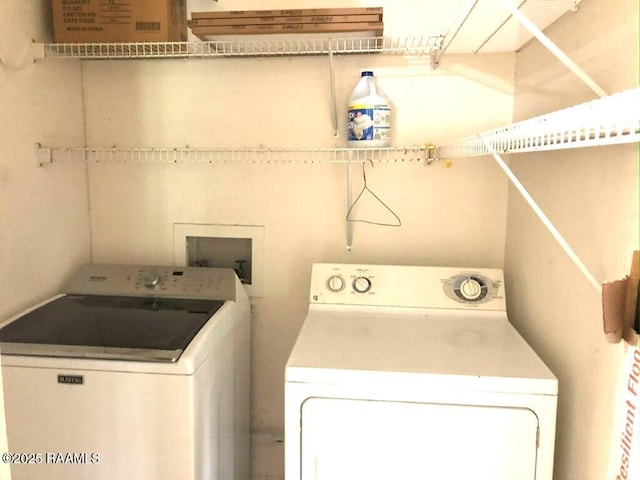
[348,104,391,143]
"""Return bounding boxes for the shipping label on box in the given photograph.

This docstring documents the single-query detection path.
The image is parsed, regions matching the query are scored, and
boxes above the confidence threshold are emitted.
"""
[51,0,187,43]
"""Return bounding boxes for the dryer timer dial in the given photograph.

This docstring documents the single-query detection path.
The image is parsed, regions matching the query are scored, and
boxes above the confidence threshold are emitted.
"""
[352,276,372,293]
[443,273,496,304]
[458,277,484,301]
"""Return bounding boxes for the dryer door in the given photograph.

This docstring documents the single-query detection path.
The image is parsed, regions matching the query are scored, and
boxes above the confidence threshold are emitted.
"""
[301,397,539,480]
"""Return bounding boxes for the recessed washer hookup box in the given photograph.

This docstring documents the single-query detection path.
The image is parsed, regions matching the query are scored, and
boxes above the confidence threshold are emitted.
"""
[51,0,187,43]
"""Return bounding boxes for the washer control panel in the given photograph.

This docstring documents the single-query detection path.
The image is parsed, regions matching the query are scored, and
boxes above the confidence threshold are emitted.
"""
[63,263,237,301]
[310,263,505,311]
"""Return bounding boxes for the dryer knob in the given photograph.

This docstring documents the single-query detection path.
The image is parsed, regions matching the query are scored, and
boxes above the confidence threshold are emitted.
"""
[353,276,372,293]
[326,275,345,292]
[458,277,484,300]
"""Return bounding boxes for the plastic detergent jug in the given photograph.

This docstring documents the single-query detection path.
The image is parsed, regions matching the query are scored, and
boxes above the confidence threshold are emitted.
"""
[347,70,392,148]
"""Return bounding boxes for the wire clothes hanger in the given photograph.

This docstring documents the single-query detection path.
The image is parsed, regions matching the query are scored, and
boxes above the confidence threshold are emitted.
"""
[346,159,401,227]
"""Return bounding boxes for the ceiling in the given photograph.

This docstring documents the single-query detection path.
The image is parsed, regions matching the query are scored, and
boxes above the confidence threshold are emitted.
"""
[444,0,583,53]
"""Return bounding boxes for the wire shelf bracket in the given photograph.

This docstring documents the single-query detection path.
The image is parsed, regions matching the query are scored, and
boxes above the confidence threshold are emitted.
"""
[35,143,52,166]
[482,137,603,293]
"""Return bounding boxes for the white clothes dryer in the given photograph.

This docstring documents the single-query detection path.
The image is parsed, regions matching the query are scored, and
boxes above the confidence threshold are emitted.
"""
[285,263,558,480]
[0,263,250,480]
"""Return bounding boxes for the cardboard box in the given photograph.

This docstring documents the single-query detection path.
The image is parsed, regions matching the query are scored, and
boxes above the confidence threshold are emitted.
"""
[190,14,383,27]
[191,8,383,20]
[51,0,187,43]
[189,7,384,41]
[190,22,384,39]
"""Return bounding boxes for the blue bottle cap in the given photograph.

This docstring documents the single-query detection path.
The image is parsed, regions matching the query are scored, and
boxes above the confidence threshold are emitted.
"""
[361,71,374,77]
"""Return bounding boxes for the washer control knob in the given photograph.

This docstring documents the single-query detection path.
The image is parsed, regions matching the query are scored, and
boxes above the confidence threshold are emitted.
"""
[458,277,484,300]
[142,270,162,289]
[326,275,345,292]
[353,276,372,293]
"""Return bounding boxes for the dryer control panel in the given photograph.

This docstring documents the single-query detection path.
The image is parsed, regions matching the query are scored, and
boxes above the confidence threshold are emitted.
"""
[64,263,237,301]
[310,263,505,311]
[441,272,500,304]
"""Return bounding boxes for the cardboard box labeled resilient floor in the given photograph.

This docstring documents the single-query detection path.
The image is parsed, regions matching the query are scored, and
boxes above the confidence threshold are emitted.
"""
[51,0,187,43]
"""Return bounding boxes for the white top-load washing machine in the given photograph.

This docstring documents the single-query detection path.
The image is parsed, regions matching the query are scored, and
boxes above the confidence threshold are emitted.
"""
[0,263,250,480]
[285,263,558,480]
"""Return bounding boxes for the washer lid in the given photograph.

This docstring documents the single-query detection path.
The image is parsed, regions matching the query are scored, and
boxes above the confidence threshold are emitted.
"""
[286,308,557,395]
[0,295,224,362]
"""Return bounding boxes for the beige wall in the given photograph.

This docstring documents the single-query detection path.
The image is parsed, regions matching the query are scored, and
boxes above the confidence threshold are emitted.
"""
[506,0,639,478]
[0,1,516,477]
[81,49,515,477]
[68,8,515,480]
[6,1,635,479]
[0,6,90,323]
[0,3,90,479]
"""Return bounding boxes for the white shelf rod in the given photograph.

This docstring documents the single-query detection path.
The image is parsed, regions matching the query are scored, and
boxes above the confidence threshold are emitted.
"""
[497,0,607,98]
[328,47,339,138]
[481,137,602,293]
[37,146,432,165]
[347,155,354,252]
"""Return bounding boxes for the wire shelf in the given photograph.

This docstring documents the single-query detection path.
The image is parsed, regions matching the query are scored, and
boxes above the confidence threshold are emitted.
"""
[40,35,443,59]
[38,146,434,166]
[437,88,640,159]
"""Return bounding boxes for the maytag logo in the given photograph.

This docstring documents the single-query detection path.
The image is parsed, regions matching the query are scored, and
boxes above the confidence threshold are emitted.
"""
[89,275,107,281]
[58,374,83,385]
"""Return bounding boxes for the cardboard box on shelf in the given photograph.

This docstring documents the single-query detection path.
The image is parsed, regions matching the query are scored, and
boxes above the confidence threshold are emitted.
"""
[51,0,187,43]
[190,22,384,39]
[190,7,383,20]
[190,14,383,28]
[189,7,384,41]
